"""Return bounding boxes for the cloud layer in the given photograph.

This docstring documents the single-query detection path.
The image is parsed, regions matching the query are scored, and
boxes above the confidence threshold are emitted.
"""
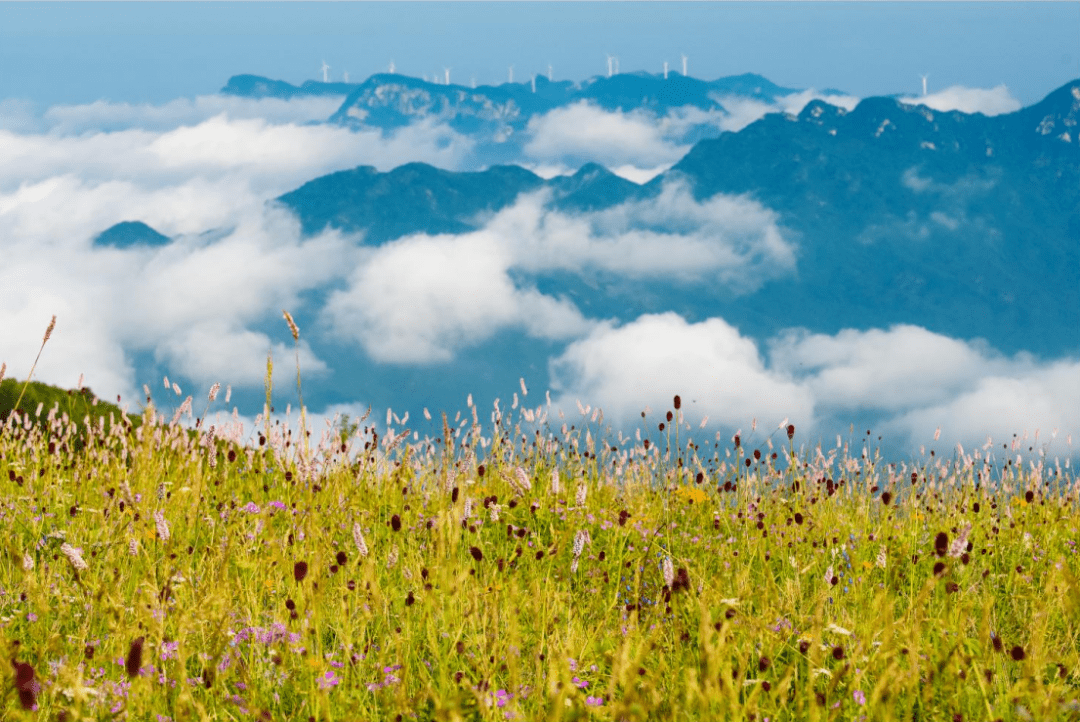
[898,84,1021,116]
[548,316,1079,453]
[2,86,1074,460]
[321,181,797,363]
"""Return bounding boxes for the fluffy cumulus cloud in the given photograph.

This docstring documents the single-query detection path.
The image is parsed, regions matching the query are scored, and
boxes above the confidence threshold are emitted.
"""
[0,97,479,406]
[320,181,797,363]
[548,313,815,429]
[523,101,692,169]
[503,182,795,286]
[547,318,1079,456]
[321,233,594,364]
[899,84,1021,116]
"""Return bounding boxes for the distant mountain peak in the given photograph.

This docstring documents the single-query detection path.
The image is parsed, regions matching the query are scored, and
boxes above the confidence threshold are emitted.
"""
[93,221,170,249]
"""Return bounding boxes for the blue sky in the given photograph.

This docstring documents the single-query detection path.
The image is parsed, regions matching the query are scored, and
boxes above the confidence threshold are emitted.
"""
[1,2,1077,107]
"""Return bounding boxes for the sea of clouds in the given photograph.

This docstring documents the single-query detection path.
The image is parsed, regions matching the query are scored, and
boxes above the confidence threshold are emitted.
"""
[2,84,1076,460]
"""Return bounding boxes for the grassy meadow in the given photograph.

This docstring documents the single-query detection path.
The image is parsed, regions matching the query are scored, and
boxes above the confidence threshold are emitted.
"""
[0,318,1078,722]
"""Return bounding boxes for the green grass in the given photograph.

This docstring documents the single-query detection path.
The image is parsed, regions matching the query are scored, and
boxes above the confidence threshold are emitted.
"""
[1,389,1077,722]
[0,322,1077,721]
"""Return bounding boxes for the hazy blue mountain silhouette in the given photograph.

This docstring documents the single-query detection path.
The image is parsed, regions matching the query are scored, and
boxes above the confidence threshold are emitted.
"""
[221,74,358,99]
[273,79,1080,358]
[276,162,640,241]
[92,221,171,249]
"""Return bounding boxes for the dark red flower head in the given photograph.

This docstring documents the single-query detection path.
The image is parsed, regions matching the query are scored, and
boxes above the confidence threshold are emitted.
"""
[126,636,145,678]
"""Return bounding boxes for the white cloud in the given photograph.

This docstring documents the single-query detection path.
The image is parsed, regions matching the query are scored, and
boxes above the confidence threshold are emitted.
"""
[39,94,346,135]
[709,90,862,133]
[320,180,797,364]
[321,232,595,364]
[0,114,473,195]
[523,100,691,168]
[881,359,1080,454]
[899,85,1021,117]
[546,318,1079,456]
[548,312,815,429]
[775,89,861,116]
[608,164,670,184]
[506,180,796,288]
[768,325,1019,412]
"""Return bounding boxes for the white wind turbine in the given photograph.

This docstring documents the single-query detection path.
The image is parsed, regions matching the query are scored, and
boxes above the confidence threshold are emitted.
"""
[321,61,330,83]
[547,64,553,81]
[508,65,514,83]
[388,60,396,74]
[681,53,688,77]
[444,67,451,85]
[663,60,669,80]
[606,54,614,78]
[920,73,930,97]
[531,74,536,93]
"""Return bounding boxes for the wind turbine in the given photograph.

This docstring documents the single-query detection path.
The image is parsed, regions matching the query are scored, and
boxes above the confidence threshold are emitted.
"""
[663,60,669,80]
[471,76,477,89]
[548,64,553,82]
[388,60,396,74]
[444,67,451,85]
[681,54,688,77]
[321,61,330,83]
[508,65,514,83]
[606,54,614,78]
[919,73,930,97]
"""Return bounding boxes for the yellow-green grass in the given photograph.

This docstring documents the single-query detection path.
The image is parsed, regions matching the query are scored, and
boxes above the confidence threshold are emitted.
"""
[0,385,1077,722]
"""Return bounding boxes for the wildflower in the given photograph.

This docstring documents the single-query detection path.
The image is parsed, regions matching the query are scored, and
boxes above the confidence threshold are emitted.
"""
[13,660,39,710]
[934,532,949,557]
[585,695,605,706]
[154,510,170,541]
[551,469,560,495]
[514,467,532,492]
[21,553,33,571]
[61,543,88,571]
[949,524,971,558]
[243,502,260,514]
[662,557,675,588]
[576,483,587,507]
[317,670,341,691]
[161,641,179,661]
[853,689,866,705]
[572,529,590,559]
[294,561,308,582]
[282,310,299,341]
[127,637,145,677]
[353,523,369,557]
